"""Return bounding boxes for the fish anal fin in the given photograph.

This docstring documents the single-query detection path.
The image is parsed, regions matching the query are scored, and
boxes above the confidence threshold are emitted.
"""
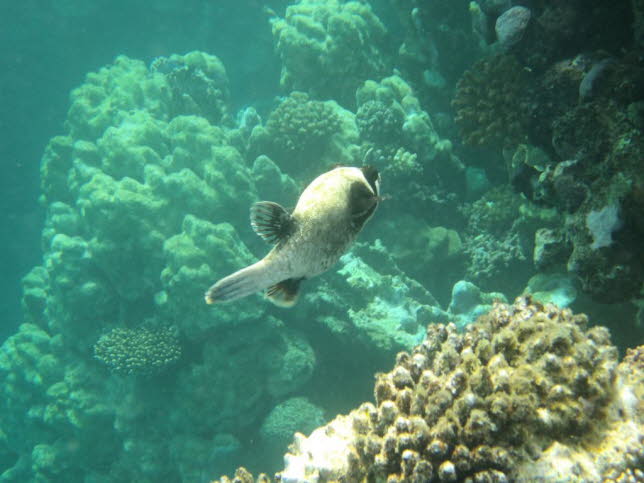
[250,201,294,244]
[265,278,303,307]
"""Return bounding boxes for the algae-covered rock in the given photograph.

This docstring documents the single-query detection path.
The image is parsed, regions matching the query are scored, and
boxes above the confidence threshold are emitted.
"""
[384,216,465,304]
[447,280,507,329]
[523,272,577,308]
[258,397,325,470]
[304,241,448,355]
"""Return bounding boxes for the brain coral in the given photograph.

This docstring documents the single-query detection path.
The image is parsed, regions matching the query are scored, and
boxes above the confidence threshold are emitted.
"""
[452,55,530,148]
[270,0,390,108]
[215,297,641,482]
[94,326,180,375]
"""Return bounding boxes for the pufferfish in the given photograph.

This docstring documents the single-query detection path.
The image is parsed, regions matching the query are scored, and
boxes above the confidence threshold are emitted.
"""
[204,165,381,307]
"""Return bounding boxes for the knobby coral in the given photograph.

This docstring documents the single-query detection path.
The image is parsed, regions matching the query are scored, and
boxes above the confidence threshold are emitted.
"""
[215,297,643,482]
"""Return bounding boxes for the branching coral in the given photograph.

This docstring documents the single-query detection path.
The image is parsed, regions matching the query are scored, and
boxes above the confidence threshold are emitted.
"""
[94,326,180,376]
[215,297,641,482]
[452,55,530,147]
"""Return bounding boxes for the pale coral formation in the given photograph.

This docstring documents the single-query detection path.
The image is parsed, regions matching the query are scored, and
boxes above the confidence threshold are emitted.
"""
[270,0,390,108]
[0,53,322,481]
[215,297,642,482]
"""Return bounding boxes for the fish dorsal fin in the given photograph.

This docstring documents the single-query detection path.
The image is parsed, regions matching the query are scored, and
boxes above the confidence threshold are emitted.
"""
[266,278,303,307]
[250,201,294,244]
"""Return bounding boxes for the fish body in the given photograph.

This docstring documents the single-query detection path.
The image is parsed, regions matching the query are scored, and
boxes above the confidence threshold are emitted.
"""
[205,166,380,306]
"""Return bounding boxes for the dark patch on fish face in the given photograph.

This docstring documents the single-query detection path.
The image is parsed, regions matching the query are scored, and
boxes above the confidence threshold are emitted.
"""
[361,165,380,196]
[349,180,379,228]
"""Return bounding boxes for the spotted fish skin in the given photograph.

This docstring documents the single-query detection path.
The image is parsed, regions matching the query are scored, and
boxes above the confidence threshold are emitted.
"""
[205,166,380,307]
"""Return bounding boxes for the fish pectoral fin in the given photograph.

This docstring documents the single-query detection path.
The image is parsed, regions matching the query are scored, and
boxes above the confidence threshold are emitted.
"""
[265,278,303,307]
[250,201,295,244]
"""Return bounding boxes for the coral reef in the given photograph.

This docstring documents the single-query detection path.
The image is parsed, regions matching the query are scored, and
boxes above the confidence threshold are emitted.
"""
[464,231,528,291]
[355,75,464,222]
[389,0,482,112]
[356,75,443,166]
[0,324,116,481]
[460,186,545,294]
[93,326,180,375]
[150,51,232,126]
[355,100,404,146]
[216,297,642,482]
[265,92,340,157]
[5,0,644,480]
[452,55,530,148]
[544,95,644,302]
[247,91,354,179]
[258,397,326,471]
[0,53,329,482]
[270,0,390,108]
[383,216,465,305]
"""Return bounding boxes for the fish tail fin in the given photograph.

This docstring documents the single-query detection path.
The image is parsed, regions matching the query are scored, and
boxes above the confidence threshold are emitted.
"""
[205,261,272,304]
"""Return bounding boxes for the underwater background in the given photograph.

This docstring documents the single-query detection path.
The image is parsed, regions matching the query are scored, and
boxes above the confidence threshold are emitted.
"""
[0,0,642,481]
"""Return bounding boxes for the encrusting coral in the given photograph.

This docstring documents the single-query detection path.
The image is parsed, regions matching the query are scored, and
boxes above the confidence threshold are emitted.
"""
[93,326,181,376]
[214,297,643,482]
